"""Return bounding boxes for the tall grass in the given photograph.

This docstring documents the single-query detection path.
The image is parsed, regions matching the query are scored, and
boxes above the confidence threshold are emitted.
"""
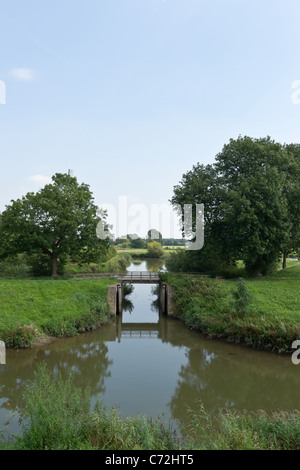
[0,363,179,451]
[184,403,300,450]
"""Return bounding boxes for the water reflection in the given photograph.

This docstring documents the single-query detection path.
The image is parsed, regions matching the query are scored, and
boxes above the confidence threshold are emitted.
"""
[0,282,299,438]
[128,259,166,272]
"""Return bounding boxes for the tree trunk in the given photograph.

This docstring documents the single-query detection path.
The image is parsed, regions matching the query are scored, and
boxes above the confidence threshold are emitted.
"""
[51,253,58,277]
[282,251,287,270]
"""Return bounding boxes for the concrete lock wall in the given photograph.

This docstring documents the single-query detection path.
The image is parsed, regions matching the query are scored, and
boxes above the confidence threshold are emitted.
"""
[166,285,175,316]
[107,284,118,315]
[107,284,123,315]
[159,284,175,316]
[160,284,166,314]
[108,283,175,317]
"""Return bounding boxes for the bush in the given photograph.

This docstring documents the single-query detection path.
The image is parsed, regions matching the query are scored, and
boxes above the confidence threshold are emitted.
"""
[1,323,37,348]
[230,279,253,316]
[146,241,164,258]
[103,253,132,271]
[165,249,245,278]
[26,254,66,277]
[0,258,30,278]
[17,363,92,450]
[245,252,280,276]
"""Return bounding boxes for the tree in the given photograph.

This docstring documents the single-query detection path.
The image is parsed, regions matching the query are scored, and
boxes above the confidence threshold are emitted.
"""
[171,136,296,276]
[147,229,163,245]
[130,237,146,249]
[146,241,164,258]
[280,143,300,267]
[0,173,110,276]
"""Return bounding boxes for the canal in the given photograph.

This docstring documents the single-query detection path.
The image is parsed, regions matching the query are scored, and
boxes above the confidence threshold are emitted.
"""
[0,259,299,438]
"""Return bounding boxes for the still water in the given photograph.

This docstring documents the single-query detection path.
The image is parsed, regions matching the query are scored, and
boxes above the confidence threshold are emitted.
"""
[0,260,299,438]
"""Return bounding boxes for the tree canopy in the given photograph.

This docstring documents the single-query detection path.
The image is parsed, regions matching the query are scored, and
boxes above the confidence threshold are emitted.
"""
[170,136,300,275]
[0,173,110,276]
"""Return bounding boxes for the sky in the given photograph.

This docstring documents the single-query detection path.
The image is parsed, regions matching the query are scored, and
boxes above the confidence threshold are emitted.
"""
[1,0,300,238]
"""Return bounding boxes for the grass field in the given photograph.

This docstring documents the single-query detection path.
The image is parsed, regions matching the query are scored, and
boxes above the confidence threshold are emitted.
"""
[161,262,300,353]
[0,278,114,348]
[0,260,299,351]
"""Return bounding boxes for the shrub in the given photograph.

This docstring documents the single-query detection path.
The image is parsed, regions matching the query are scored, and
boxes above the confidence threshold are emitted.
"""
[17,363,92,450]
[25,254,66,277]
[1,323,37,348]
[0,258,30,278]
[146,241,164,258]
[230,279,253,316]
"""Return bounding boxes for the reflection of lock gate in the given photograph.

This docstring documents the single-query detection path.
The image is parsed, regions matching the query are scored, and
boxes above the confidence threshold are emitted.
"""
[0,341,6,365]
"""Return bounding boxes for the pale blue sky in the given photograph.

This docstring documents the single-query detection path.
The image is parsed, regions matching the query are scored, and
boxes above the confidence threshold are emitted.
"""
[1,0,300,237]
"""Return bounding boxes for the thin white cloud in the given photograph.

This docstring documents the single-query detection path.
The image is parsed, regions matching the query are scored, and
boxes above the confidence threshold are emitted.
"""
[11,68,36,81]
[27,175,52,186]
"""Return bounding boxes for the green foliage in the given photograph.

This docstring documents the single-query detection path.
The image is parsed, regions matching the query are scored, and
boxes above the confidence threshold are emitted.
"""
[146,241,164,258]
[17,363,92,450]
[230,279,253,315]
[129,237,146,249]
[0,173,110,276]
[103,252,132,271]
[162,266,300,352]
[185,403,300,450]
[1,364,298,450]
[0,278,112,347]
[171,136,300,276]
[1,323,37,349]
[165,248,246,278]
[147,229,163,245]
[2,363,179,450]
[0,257,30,278]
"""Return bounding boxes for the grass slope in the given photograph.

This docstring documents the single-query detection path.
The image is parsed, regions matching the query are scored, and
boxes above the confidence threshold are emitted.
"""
[162,263,300,353]
[0,278,114,348]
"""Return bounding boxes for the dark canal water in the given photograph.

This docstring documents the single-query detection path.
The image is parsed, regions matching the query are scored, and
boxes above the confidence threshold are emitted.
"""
[0,259,299,438]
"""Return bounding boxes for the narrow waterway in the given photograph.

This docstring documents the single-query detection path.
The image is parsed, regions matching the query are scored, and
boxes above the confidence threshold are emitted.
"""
[0,260,299,439]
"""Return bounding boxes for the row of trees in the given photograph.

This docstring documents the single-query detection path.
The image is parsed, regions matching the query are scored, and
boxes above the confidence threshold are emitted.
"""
[113,230,184,249]
[1,136,299,277]
[170,136,300,275]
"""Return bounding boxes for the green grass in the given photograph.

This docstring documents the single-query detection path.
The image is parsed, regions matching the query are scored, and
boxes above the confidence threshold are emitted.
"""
[161,262,300,353]
[0,278,114,348]
[116,247,177,258]
[184,402,300,450]
[0,364,298,450]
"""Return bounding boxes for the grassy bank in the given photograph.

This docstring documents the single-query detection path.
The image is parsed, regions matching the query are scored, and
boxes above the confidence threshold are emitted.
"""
[0,364,298,450]
[116,247,182,258]
[161,263,300,353]
[0,278,114,348]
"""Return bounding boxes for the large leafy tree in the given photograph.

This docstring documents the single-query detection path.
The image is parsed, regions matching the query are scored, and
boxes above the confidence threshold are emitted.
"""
[171,136,299,275]
[0,173,110,276]
[281,143,300,267]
